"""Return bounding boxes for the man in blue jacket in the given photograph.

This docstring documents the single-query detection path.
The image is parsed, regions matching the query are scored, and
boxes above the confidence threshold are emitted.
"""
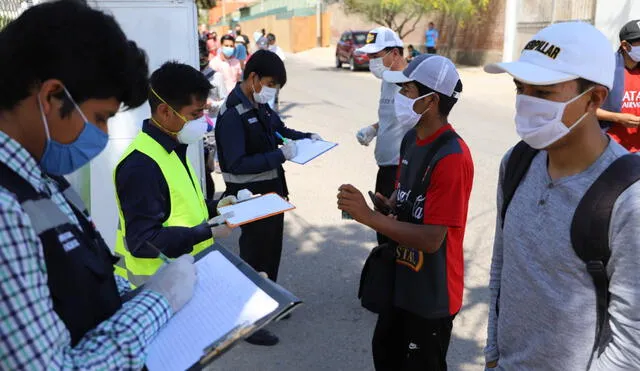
[215,50,322,346]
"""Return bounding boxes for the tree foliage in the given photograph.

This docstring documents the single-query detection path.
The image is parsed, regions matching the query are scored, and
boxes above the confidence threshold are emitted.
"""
[343,0,490,39]
[195,0,217,10]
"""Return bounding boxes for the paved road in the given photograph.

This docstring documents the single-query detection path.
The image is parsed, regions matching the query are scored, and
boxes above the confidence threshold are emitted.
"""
[210,49,519,371]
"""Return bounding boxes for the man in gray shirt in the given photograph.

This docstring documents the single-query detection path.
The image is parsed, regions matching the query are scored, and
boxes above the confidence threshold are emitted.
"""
[483,22,640,370]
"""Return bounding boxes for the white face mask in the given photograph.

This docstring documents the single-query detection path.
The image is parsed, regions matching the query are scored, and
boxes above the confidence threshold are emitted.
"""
[369,52,391,79]
[253,79,277,104]
[515,87,593,149]
[177,116,208,144]
[628,45,640,62]
[394,92,434,127]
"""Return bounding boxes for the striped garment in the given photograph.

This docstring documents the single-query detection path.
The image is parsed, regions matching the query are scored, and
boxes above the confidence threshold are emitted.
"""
[0,131,172,370]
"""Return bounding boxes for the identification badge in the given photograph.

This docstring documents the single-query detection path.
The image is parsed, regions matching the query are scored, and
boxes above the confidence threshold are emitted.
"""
[248,117,258,124]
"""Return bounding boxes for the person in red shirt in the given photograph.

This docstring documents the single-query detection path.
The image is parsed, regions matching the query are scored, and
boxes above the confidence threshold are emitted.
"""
[598,20,640,151]
[337,55,474,371]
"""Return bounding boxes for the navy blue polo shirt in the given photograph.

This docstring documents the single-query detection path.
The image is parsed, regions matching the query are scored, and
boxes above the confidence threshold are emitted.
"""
[115,120,216,259]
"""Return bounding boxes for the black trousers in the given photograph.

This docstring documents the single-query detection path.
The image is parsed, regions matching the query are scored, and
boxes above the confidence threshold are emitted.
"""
[427,47,437,54]
[372,307,455,371]
[375,165,398,244]
[239,212,284,282]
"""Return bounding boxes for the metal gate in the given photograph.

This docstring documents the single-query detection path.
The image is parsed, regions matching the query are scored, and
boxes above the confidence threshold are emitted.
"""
[514,0,597,60]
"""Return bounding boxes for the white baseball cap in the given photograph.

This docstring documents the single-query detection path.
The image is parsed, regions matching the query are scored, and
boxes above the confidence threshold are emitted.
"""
[484,22,614,89]
[356,27,403,54]
[383,54,462,98]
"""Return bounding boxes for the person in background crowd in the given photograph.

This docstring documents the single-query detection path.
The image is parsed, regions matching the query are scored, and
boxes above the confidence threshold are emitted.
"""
[338,54,472,371]
[598,19,640,152]
[210,34,242,94]
[483,21,640,370]
[198,23,208,41]
[425,22,439,54]
[199,39,227,199]
[355,27,408,245]
[407,44,420,62]
[234,24,250,46]
[216,50,324,346]
[267,33,286,61]
[0,1,198,369]
[206,31,218,60]
[235,36,249,70]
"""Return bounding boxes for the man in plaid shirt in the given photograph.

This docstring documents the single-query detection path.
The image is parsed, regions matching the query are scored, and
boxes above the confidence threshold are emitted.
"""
[0,1,198,369]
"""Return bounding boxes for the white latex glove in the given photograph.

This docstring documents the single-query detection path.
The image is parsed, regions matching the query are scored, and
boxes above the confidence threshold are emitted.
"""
[309,133,323,142]
[212,224,233,238]
[145,254,197,314]
[356,125,377,146]
[237,189,254,201]
[280,140,298,160]
[217,195,237,209]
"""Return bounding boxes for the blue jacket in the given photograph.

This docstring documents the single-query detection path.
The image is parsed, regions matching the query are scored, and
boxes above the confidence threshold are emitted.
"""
[215,84,310,196]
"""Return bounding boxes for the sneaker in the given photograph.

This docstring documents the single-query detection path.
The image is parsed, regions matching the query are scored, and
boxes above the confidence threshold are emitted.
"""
[245,329,279,346]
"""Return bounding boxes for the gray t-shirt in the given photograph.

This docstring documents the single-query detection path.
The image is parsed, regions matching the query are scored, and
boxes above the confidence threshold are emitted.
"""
[374,80,413,166]
[485,139,640,370]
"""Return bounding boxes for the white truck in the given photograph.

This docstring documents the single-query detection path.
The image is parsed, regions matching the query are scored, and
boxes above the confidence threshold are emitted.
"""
[67,0,206,250]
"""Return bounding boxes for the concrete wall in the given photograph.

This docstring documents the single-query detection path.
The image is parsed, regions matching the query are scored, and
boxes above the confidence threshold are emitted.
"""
[595,0,640,51]
[210,12,331,53]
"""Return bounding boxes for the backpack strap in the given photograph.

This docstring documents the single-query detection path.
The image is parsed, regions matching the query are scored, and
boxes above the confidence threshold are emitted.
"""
[571,153,640,365]
[413,130,459,194]
[501,141,539,228]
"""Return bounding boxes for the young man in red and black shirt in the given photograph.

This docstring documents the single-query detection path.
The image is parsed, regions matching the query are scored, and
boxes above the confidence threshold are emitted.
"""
[338,55,474,371]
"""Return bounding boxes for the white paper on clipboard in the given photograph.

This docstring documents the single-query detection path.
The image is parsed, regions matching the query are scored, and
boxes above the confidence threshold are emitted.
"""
[289,139,337,165]
[217,193,295,227]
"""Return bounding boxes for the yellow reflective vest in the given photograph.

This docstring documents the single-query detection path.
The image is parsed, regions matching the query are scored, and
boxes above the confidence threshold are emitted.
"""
[113,131,213,288]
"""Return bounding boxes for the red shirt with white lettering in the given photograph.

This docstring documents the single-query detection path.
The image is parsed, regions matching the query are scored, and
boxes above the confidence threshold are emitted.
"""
[608,68,640,152]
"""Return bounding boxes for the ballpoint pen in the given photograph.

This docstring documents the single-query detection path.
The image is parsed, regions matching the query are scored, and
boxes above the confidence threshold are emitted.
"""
[275,131,290,144]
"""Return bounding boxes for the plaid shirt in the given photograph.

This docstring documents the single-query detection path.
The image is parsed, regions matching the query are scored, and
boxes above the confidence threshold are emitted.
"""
[0,131,172,370]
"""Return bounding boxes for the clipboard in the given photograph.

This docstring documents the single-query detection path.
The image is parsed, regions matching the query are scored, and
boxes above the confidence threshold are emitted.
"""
[289,138,337,165]
[141,244,302,371]
[217,192,295,228]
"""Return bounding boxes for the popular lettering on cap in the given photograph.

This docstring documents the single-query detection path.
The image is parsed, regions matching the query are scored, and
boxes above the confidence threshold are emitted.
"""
[484,22,615,90]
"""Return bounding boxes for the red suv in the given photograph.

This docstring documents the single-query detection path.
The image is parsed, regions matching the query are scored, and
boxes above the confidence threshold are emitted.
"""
[335,30,370,71]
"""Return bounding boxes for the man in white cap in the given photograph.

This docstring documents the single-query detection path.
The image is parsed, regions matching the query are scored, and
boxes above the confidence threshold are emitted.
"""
[354,27,410,244]
[338,54,474,370]
[484,22,640,370]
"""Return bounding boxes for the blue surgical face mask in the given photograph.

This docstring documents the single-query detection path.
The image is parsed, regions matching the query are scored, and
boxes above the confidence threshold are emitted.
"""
[222,46,235,58]
[38,88,109,175]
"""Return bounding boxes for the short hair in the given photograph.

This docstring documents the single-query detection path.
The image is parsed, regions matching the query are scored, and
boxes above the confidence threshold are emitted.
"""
[220,34,235,44]
[384,46,404,56]
[415,80,463,116]
[267,33,276,43]
[0,0,149,115]
[243,50,287,87]
[576,78,596,93]
[149,62,211,112]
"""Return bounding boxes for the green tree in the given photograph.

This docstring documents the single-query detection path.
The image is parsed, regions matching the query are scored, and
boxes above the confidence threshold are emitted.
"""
[343,0,489,39]
[195,0,217,9]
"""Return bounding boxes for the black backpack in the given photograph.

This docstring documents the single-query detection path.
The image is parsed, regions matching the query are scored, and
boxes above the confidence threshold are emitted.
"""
[501,141,640,364]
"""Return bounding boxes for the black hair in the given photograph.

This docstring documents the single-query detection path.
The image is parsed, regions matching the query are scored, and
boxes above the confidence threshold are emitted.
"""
[408,45,414,49]
[149,62,211,112]
[384,46,404,56]
[416,80,463,116]
[261,28,266,36]
[0,0,149,116]
[243,50,287,87]
[199,39,208,57]
[220,34,235,44]
[576,78,596,93]
[267,33,276,43]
